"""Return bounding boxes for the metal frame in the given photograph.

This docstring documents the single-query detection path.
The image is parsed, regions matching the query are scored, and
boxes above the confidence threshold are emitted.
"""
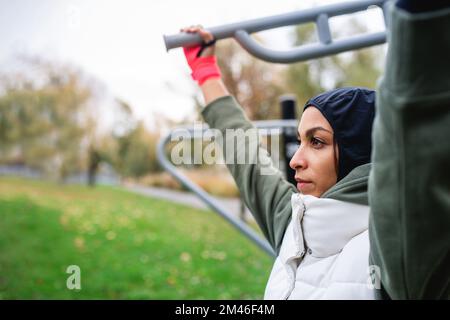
[158,120,298,257]
[163,0,391,63]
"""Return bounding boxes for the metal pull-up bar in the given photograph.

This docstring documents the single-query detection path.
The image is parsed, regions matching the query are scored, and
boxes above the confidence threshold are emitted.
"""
[163,0,391,63]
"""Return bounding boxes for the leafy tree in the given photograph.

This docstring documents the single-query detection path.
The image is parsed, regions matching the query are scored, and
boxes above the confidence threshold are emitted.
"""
[284,20,383,116]
[113,120,161,178]
[216,39,286,121]
[0,56,96,181]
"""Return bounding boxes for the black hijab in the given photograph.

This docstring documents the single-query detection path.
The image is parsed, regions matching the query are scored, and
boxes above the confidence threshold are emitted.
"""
[304,87,376,181]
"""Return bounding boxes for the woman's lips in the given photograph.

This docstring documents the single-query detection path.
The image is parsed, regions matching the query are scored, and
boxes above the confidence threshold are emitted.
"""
[297,181,312,191]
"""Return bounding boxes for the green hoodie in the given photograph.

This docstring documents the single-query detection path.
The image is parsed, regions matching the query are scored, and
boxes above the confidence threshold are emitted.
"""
[368,4,450,299]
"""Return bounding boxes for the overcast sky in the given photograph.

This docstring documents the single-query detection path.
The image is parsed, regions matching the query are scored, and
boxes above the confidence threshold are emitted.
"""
[0,0,386,130]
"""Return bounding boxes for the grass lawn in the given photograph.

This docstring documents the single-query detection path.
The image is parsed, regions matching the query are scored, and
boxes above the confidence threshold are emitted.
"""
[0,176,273,299]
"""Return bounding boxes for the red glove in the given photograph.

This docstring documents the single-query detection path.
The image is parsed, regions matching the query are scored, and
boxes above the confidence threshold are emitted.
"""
[183,43,221,85]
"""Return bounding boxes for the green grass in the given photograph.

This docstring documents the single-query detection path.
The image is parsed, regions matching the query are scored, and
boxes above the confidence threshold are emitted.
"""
[0,177,272,299]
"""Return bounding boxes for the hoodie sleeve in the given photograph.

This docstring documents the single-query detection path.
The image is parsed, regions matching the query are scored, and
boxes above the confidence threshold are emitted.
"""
[368,3,450,299]
[201,95,296,255]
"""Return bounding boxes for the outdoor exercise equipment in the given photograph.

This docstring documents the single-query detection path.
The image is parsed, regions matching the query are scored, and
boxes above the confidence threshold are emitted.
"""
[164,0,390,63]
[160,0,392,257]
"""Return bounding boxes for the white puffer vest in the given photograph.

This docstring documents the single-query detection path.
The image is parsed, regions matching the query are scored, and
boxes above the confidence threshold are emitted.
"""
[264,193,375,300]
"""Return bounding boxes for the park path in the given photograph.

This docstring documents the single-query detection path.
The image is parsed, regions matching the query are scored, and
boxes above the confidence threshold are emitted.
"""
[125,184,254,221]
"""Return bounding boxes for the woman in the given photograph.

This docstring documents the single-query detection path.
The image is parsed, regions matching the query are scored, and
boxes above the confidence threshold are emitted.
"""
[180,26,376,299]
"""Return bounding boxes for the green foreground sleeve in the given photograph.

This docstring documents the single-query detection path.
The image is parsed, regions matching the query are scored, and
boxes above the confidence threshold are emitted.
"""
[369,5,450,299]
[202,96,296,255]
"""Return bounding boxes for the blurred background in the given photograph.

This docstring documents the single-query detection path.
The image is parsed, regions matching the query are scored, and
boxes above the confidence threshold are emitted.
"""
[0,0,386,299]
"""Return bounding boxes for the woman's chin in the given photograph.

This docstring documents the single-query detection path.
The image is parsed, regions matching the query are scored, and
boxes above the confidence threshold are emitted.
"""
[297,182,314,195]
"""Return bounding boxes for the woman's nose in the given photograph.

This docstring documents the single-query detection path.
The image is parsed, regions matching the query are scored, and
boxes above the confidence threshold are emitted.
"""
[289,146,307,170]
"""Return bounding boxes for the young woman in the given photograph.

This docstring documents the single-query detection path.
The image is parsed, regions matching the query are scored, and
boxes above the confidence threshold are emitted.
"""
[178,0,450,300]
[180,26,377,299]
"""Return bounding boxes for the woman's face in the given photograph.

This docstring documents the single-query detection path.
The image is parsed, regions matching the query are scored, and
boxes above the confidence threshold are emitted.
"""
[289,106,338,197]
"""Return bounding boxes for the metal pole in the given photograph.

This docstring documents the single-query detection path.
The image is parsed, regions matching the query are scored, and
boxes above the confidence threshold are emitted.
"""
[279,95,298,187]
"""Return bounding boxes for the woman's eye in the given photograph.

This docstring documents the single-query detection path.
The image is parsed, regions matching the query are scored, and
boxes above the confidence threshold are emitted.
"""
[311,137,324,148]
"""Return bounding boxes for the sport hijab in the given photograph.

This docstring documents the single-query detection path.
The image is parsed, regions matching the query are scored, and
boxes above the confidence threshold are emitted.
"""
[303,87,376,181]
